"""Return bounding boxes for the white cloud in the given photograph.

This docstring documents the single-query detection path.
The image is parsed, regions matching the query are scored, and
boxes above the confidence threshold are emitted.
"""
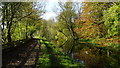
[41,12,57,20]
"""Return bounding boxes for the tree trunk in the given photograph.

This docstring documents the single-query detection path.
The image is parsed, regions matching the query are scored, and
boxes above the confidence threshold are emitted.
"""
[26,23,28,39]
[7,26,12,42]
[7,3,14,43]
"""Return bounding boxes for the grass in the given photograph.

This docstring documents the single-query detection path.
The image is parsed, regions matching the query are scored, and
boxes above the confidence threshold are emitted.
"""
[36,38,85,68]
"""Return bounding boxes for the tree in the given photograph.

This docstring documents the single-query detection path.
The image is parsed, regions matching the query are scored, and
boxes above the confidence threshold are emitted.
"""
[57,2,81,53]
[74,2,113,39]
[2,2,23,42]
[103,4,120,37]
[58,2,78,39]
[1,2,44,43]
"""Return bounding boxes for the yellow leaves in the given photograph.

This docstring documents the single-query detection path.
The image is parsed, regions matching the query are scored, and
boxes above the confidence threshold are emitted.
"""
[74,21,101,39]
[107,38,113,41]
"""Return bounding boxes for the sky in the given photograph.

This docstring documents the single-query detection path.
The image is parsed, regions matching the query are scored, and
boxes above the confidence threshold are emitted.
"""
[41,0,82,21]
[41,1,59,20]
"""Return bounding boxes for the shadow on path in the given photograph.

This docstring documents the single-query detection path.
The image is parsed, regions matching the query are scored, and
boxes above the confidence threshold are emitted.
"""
[2,39,40,68]
[45,44,64,68]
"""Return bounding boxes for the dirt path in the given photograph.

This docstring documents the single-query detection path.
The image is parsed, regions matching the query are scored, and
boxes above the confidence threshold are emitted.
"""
[2,39,40,68]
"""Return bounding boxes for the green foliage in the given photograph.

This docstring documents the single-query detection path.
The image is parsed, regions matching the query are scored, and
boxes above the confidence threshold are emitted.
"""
[74,2,114,39]
[36,53,51,67]
[1,2,44,43]
[11,22,26,41]
[103,5,120,37]
[36,38,84,68]
[2,2,120,68]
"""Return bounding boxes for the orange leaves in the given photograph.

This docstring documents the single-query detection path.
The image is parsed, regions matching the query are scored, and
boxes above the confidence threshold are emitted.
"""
[74,22,100,39]
[74,2,111,39]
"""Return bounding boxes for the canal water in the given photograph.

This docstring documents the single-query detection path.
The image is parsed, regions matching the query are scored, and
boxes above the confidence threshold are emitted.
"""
[61,39,120,68]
